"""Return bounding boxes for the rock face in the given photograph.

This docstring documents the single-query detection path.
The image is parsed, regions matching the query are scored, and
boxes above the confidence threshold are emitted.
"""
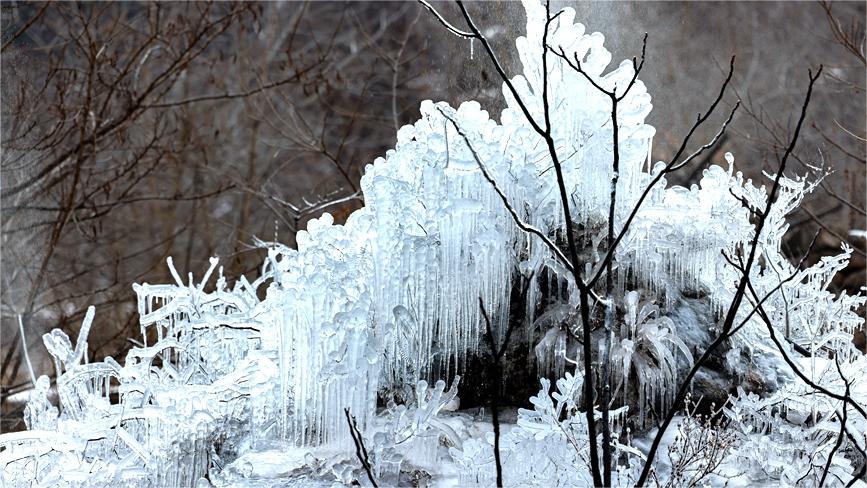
[453,285,789,432]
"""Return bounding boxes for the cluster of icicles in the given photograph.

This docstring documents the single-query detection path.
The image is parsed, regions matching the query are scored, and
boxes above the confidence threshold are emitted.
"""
[3,1,864,486]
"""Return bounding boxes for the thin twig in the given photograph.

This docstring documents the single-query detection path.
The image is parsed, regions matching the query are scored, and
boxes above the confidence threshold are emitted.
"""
[743,278,867,421]
[479,297,504,488]
[344,408,378,487]
[437,108,573,273]
[819,357,849,488]
[1,2,50,53]
[636,65,823,487]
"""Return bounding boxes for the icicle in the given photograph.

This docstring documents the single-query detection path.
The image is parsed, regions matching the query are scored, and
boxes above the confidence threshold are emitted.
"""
[18,315,37,386]
[10,4,866,486]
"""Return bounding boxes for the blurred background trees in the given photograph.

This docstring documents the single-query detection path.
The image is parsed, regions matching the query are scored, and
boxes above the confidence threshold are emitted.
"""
[1,0,864,431]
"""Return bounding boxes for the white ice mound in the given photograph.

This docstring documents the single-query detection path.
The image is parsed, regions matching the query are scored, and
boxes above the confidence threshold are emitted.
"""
[3,1,863,487]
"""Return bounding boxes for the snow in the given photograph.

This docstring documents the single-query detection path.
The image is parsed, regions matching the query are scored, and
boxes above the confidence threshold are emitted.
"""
[2,0,865,486]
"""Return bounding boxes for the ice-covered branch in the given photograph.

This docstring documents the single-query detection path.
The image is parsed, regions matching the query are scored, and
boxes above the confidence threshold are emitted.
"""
[438,108,573,273]
[636,65,823,487]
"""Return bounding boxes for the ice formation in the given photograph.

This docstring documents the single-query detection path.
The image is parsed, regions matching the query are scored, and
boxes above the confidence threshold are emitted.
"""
[452,373,634,486]
[2,1,865,486]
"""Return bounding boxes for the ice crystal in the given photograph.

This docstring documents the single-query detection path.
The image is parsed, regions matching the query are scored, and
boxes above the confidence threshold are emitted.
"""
[451,373,632,487]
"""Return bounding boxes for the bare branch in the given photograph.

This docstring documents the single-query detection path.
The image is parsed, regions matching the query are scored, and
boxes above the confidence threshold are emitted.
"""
[636,65,823,487]
[1,2,50,53]
[142,66,320,109]
[417,0,476,39]
[344,408,378,487]
[437,108,574,273]
[479,297,504,488]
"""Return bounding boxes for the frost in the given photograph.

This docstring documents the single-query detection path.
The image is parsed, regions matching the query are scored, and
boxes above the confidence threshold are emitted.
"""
[451,373,634,487]
[22,376,57,431]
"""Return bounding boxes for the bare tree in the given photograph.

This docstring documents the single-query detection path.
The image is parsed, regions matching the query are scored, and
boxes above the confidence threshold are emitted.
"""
[0,1,435,430]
